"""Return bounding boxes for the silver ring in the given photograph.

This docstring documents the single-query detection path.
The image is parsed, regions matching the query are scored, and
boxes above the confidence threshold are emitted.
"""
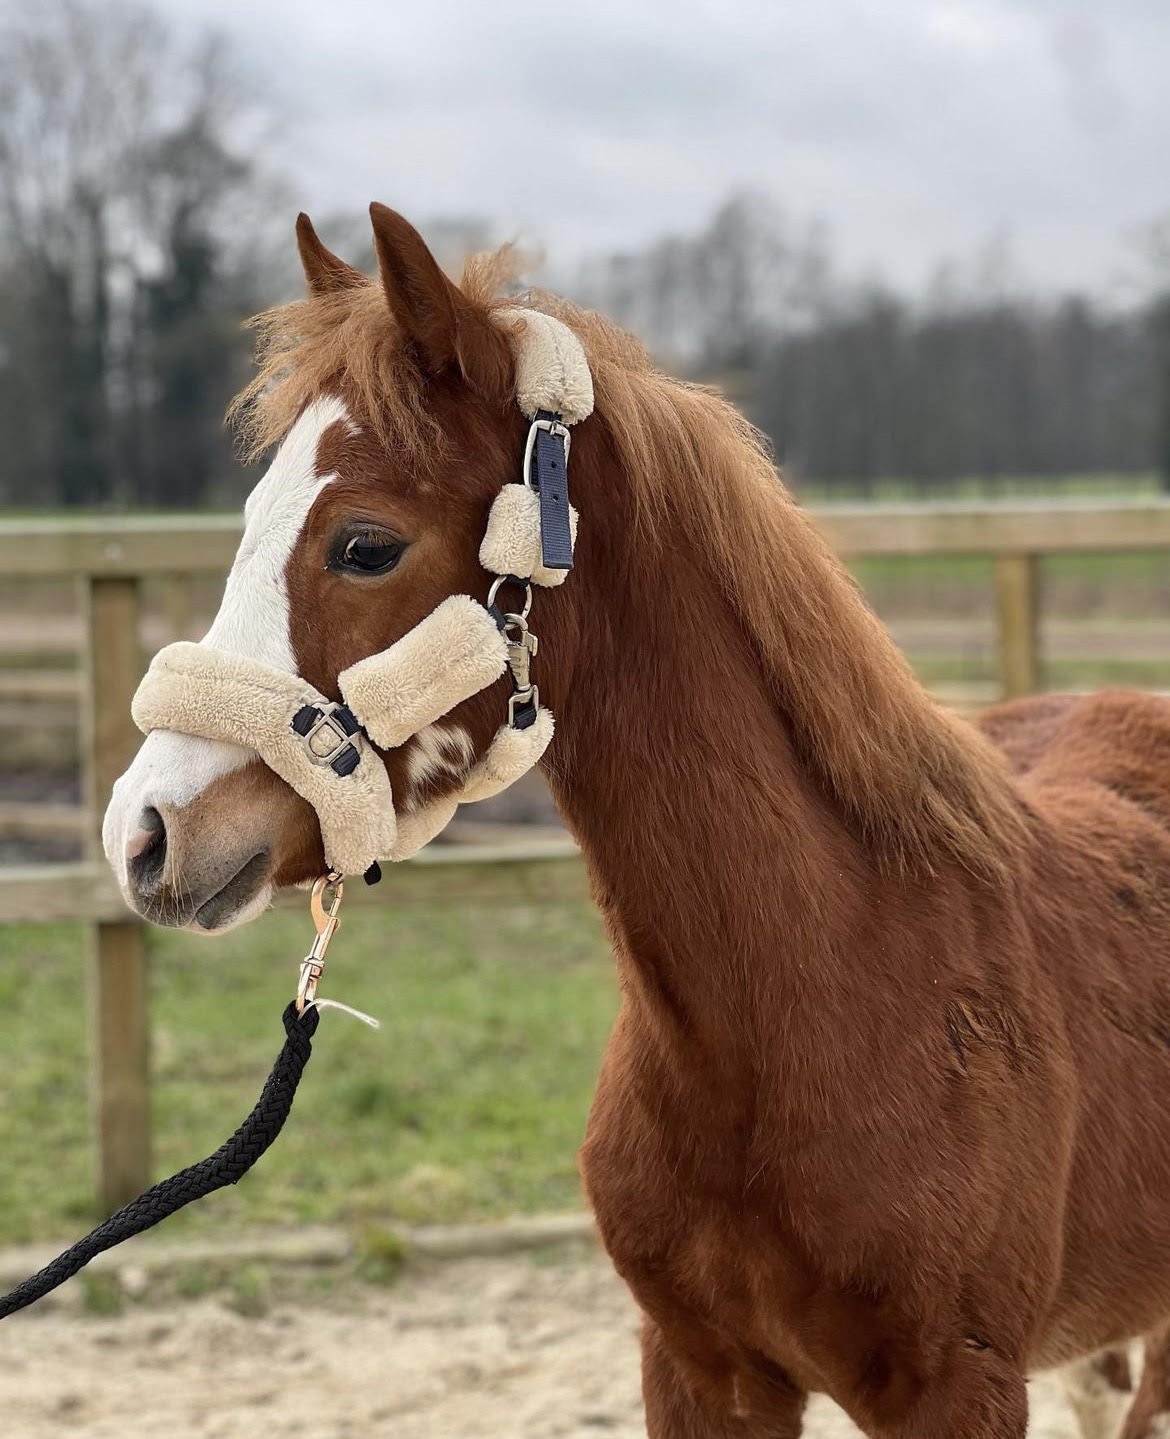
[486,574,533,619]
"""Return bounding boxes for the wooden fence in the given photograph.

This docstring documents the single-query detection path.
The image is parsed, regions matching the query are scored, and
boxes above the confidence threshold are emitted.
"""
[2,498,1169,1213]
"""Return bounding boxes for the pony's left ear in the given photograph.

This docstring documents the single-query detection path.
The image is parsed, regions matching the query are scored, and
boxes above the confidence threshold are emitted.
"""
[295,213,366,296]
[369,202,511,399]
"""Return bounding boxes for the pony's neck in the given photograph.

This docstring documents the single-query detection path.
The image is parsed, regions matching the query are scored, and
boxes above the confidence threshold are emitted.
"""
[545,525,856,1036]
[541,388,1023,1037]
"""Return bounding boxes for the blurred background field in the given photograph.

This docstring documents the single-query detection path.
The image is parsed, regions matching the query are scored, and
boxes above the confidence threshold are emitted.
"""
[0,900,615,1247]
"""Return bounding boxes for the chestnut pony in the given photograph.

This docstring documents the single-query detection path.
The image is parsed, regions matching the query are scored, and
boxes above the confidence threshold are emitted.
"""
[104,206,1170,1439]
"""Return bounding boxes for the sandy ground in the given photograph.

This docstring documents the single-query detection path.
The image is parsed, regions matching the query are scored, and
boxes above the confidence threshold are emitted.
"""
[0,1248,1087,1439]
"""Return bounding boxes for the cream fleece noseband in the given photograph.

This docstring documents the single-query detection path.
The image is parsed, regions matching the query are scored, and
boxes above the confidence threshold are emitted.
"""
[131,307,592,877]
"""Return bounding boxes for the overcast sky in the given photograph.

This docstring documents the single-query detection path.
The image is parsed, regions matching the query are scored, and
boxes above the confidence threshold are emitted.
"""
[153,0,1168,298]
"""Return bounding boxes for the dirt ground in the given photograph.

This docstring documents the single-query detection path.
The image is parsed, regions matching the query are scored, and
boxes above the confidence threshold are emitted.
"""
[0,1248,1085,1438]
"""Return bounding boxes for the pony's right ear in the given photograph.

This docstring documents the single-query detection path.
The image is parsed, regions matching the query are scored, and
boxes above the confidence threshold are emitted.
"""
[295,213,366,296]
[369,202,512,400]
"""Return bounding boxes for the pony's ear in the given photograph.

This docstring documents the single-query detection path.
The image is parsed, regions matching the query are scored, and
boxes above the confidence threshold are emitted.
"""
[369,202,511,398]
[295,213,366,296]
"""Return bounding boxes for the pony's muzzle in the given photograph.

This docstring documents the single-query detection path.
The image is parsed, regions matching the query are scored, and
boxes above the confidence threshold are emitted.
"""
[119,796,272,932]
[103,731,322,932]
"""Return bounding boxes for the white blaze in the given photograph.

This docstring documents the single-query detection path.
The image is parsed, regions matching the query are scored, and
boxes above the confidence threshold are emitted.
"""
[103,396,355,885]
[205,394,354,671]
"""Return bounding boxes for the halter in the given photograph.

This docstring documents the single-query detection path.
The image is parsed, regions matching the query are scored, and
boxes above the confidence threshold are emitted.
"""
[131,308,594,877]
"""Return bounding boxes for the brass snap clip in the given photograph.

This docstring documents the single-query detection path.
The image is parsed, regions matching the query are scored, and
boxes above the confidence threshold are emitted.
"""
[296,873,344,1014]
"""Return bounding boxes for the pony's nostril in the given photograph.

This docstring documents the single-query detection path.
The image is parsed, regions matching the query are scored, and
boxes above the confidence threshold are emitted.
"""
[126,806,167,888]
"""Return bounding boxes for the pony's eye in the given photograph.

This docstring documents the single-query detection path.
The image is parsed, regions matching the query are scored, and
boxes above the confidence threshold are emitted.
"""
[338,535,403,575]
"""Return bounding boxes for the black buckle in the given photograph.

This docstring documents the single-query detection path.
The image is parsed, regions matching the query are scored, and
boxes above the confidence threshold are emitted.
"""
[291,702,363,776]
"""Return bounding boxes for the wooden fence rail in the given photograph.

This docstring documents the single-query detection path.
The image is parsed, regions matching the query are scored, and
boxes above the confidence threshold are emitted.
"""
[2,499,1169,1212]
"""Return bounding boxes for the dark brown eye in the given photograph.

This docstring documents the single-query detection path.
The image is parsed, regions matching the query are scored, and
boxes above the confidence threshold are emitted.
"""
[338,535,403,575]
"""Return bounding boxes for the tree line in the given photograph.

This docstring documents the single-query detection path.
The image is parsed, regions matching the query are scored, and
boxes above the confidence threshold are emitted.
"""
[1,4,1167,510]
[0,2,272,511]
[758,288,1170,494]
[577,196,1170,495]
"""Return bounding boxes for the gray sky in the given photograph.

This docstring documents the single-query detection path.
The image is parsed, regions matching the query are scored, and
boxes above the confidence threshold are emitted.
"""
[156,0,1167,297]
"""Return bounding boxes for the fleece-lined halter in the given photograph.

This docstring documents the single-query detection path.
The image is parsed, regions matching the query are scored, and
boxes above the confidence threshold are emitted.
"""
[131,309,593,877]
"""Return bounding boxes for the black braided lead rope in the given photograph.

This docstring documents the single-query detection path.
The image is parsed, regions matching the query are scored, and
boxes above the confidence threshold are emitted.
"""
[0,1001,319,1321]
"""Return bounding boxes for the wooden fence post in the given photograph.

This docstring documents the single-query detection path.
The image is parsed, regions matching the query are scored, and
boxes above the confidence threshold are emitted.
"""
[79,575,150,1212]
[163,573,194,640]
[994,553,1041,700]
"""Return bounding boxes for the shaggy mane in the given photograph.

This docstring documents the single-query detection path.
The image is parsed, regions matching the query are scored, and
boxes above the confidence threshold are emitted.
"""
[231,250,1025,881]
[228,248,523,463]
[533,292,1026,880]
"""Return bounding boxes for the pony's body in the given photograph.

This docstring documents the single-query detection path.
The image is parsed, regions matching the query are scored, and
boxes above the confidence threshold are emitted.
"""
[533,389,1170,1432]
[103,206,1170,1437]
[572,684,1170,1435]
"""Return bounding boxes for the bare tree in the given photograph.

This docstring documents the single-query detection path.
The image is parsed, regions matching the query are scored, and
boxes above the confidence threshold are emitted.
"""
[576,194,1166,496]
[0,0,275,507]
[573,192,832,370]
[1142,220,1170,494]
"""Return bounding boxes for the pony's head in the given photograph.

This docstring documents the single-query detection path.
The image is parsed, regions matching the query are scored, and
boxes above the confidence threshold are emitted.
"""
[103,204,592,932]
[104,203,1025,935]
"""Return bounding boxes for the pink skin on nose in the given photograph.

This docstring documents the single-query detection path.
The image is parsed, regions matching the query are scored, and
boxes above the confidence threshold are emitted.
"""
[123,820,157,862]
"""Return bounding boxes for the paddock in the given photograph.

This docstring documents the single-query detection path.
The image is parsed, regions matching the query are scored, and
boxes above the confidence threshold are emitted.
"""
[2,502,1170,1437]
[2,501,1170,1215]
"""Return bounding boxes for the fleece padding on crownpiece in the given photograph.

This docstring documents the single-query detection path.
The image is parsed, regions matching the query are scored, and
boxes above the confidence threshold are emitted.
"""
[132,642,397,877]
[495,309,594,426]
[479,485,579,588]
[339,596,508,751]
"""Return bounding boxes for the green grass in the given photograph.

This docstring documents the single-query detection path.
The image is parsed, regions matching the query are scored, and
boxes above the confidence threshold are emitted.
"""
[796,472,1164,503]
[847,550,1170,625]
[0,900,617,1246]
[909,655,1170,690]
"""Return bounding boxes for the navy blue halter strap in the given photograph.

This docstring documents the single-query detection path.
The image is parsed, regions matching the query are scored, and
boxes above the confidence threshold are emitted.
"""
[529,410,574,572]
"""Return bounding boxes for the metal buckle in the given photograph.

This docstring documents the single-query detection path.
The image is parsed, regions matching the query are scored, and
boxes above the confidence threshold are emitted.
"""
[296,873,344,1014]
[521,417,570,490]
[508,685,539,727]
[297,703,361,768]
[501,614,539,695]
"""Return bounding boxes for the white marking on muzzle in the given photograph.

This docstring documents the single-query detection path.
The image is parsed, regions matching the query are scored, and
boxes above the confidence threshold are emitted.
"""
[103,396,356,888]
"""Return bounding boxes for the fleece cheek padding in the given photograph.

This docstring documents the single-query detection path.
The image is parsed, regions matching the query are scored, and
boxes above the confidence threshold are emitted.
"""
[479,485,579,588]
[339,595,508,751]
[459,709,555,804]
[389,794,461,861]
[131,642,397,878]
[385,708,556,856]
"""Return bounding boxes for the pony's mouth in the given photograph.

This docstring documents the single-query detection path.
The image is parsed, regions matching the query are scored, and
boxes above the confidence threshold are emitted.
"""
[188,850,273,933]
